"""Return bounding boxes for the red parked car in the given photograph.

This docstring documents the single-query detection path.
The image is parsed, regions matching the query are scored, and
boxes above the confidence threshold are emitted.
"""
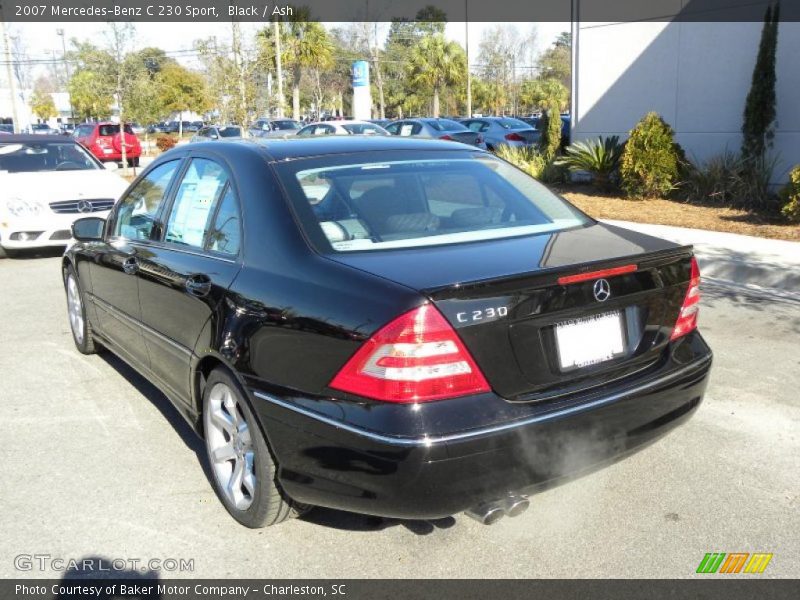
[73,122,141,166]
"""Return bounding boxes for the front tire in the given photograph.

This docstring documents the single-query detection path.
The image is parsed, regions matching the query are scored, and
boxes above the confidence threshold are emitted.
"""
[64,266,98,354]
[203,368,305,528]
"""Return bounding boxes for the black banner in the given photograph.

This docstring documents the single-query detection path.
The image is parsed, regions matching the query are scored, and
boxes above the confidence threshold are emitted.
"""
[2,0,800,23]
[4,579,800,600]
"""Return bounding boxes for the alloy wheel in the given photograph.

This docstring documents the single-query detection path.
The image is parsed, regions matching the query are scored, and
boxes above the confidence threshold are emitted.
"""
[205,382,257,511]
[66,275,84,345]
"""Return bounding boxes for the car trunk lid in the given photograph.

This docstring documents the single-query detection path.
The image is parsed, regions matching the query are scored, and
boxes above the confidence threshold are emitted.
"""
[325,222,694,400]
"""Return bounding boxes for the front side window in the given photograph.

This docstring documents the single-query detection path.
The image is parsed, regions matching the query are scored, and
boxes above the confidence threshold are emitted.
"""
[114,161,179,240]
[164,159,228,248]
[277,153,590,253]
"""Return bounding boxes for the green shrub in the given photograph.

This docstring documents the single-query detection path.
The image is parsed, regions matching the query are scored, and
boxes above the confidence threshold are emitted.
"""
[494,145,565,183]
[620,112,683,198]
[681,151,743,205]
[779,165,800,223]
[537,106,562,159]
[556,135,623,190]
[495,145,547,178]
[156,134,177,152]
[735,154,780,213]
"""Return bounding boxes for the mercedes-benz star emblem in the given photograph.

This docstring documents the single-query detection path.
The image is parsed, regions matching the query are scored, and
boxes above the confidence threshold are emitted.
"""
[593,278,611,302]
[76,200,93,213]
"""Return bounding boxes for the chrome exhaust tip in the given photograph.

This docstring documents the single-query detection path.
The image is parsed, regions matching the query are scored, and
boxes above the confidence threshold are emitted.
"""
[504,493,530,518]
[464,502,506,525]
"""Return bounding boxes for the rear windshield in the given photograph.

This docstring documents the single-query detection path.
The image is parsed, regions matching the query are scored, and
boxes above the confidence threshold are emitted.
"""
[424,119,467,131]
[496,118,531,129]
[218,126,242,137]
[271,120,300,130]
[98,124,134,136]
[342,123,384,135]
[277,154,589,252]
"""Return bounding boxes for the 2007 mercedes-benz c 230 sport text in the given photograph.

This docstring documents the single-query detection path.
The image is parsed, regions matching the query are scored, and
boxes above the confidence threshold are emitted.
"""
[63,137,712,528]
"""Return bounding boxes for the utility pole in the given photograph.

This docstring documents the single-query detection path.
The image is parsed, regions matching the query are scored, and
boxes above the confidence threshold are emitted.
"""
[56,28,75,125]
[0,17,20,132]
[273,20,284,118]
[465,1,471,118]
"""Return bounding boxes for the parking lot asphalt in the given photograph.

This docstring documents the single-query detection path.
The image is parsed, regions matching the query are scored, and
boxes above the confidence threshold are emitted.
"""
[0,251,798,579]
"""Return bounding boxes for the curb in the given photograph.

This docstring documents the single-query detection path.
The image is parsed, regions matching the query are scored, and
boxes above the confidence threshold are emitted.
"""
[602,220,800,298]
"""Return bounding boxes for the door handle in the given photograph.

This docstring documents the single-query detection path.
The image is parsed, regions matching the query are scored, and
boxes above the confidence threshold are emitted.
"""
[185,275,212,298]
[122,256,139,275]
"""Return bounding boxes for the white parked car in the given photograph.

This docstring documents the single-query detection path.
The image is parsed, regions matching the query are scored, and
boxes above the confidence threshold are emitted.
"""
[0,135,129,258]
[295,120,388,137]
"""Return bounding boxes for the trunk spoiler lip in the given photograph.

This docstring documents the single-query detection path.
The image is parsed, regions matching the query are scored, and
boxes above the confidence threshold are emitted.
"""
[422,244,696,298]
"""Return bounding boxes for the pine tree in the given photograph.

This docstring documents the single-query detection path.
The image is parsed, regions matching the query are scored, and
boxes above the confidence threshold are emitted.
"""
[741,3,780,162]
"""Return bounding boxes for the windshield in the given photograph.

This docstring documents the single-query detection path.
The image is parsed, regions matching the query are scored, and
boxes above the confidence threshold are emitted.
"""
[278,153,589,253]
[0,142,100,173]
[218,126,242,138]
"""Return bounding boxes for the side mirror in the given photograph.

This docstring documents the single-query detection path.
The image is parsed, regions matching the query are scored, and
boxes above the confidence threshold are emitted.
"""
[104,162,119,171]
[261,123,270,131]
[72,217,106,242]
[210,133,219,140]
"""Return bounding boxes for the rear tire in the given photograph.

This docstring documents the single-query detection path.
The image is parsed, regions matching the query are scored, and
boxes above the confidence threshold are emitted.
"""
[203,368,308,528]
[64,265,99,354]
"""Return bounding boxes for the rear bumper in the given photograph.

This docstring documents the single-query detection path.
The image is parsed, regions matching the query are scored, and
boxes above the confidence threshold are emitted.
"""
[249,334,712,520]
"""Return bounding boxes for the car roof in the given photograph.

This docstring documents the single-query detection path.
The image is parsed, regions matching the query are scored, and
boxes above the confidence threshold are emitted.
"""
[181,136,478,162]
[0,135,78,144]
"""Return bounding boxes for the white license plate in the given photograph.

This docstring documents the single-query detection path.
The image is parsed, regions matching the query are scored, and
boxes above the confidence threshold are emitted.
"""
[555,311,625,370]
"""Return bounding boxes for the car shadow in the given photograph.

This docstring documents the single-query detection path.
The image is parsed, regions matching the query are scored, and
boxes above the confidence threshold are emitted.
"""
[98,353,212,484]
[54,555,160,593]
[301,507,457,535]
[5,246,66,260]
[99,352,458,536]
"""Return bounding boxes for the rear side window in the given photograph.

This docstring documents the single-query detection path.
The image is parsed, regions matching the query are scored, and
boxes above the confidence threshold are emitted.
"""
[279,155,589,252]
[114,161,179,240]
[207,187,241,255]
[165,159,228,248]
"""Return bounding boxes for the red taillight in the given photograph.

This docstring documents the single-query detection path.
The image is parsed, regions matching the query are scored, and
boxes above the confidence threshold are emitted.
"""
[557,264,638,285]
[330,305,491,403]
[439,134,453,141]
[671,256,701,341]
[505,132,525,142]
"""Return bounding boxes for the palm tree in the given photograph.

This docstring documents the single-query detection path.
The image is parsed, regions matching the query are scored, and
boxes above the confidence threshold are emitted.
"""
[256,10,333,120]
[407,34,466,118]
[283,16,333,120]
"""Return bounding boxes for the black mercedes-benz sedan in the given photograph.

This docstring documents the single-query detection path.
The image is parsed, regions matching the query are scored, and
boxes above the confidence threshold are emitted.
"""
[63,137,712,528]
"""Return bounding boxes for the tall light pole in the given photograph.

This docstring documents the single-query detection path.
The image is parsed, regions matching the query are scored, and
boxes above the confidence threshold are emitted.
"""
[0,17,20,132]
[56,28,75,124]
[465,1,471,118]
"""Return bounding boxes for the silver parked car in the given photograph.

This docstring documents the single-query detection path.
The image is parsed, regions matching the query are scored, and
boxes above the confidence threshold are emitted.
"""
[190,125,243,142]
[384,118,487,149]
[248,118,302,138]
[296,120,388,137]
[460,117,539,151]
